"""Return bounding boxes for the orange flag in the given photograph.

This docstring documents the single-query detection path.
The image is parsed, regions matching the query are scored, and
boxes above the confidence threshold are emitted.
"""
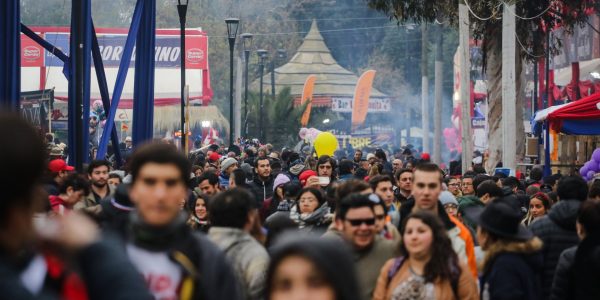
[300,75,317,126]
[352,70,376,129]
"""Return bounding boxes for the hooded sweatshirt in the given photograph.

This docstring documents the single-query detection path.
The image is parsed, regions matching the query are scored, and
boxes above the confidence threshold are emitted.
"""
[530,200,582,299]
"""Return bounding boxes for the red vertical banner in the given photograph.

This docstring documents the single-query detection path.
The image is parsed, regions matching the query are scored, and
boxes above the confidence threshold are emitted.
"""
[351,70,376,129]
[300,75,316,126]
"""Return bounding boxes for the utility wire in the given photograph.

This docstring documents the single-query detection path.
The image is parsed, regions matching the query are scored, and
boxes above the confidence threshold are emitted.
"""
[207,24,409,38]
[502,1,552,20]
[463,0,502,21]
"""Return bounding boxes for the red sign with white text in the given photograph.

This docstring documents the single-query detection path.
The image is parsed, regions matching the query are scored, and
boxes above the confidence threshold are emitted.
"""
[21,34,45,67]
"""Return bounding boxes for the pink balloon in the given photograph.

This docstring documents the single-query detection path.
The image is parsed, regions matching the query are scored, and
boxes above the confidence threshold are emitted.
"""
[299,128,308,140]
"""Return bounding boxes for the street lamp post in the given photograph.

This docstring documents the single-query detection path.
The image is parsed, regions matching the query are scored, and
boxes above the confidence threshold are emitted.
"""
[256,49,268,141]
[225,18,240,147]
[270,49,286,102]
[177,0,188,151]
[241,33,253,137]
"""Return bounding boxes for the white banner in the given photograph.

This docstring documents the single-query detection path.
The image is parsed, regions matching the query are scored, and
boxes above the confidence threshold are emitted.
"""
[331,97,390,112]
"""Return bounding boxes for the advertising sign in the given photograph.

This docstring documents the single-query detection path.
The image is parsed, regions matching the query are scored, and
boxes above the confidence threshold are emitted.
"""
[20,34,45,67]
[331,97,390,113]
[43,32,208,69]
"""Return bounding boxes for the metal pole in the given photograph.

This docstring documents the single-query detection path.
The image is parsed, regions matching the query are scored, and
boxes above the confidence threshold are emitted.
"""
[177,3,187,151]
[533,32,539,164]
[421,24,430,153]
[244,50,250,136]
[271,60,275,102]
[229,42,234,146]
[434,32,443,164]
[259,60,265,141]
[74,0,84,172]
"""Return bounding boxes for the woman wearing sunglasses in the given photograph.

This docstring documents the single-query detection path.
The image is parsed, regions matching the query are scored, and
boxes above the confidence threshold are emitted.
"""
[372,211,478,300]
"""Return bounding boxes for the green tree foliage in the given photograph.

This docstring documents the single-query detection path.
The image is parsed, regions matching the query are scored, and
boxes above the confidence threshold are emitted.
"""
[365,0,595,61]
[244,87,307,148]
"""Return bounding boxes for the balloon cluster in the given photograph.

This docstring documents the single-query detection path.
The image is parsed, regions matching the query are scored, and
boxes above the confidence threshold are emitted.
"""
[580,148,600,181]
[298,128,339,157]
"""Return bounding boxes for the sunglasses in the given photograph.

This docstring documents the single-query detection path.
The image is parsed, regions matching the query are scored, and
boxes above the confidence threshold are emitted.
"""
[346,218,376,226]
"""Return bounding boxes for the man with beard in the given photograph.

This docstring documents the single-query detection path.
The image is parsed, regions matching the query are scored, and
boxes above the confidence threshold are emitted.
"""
[125,143,241,299]
[249,157,274,206]
[75,160,114,215]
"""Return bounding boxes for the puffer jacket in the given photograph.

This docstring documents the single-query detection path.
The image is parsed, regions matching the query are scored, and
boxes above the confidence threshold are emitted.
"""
[549,246,576,300]
[480,237,543,300]
[529,200,581,299]
[208,227,270,300]
[550,234,600,300]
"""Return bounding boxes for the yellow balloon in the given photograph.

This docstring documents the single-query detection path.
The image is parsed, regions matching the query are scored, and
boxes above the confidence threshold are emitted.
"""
[314,132,339,157]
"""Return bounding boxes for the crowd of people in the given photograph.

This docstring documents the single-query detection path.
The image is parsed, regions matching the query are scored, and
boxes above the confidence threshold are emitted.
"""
[2,112,600,300]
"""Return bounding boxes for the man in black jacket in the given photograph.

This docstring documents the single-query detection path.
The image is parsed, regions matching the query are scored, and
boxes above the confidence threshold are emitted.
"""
[530,175,588,299]
[248,157,274,206]
[0,114,152,300]
[125,143,242,300]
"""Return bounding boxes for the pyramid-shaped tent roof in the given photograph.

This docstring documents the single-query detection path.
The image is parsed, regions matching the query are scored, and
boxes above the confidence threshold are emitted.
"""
[255,20,387,98]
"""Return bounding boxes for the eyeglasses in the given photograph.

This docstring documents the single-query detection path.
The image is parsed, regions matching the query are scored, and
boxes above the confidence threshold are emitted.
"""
[375,214,386,220]
[346,218,376,226]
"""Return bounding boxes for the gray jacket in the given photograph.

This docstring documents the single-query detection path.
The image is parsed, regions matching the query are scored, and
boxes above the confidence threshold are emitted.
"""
[208,227,270,300]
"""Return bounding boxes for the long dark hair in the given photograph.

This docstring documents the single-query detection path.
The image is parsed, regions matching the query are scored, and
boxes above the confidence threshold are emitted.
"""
[266,236,360,300]
[399,211,460,283]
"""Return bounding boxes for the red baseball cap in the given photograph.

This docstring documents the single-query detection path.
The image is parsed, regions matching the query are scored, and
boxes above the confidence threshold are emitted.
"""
[48,159,75,173]
[209,152,221,162]
[421,152,431,161]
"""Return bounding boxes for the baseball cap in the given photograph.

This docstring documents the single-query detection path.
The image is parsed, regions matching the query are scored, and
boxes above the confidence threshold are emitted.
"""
[48,159,74,173]
[209,152,221,162]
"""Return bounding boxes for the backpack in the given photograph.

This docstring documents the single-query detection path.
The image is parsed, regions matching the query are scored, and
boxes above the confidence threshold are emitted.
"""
[386,256,461,299]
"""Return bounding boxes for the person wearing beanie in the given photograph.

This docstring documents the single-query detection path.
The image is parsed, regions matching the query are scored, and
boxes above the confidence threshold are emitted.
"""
[299,170,319,188]
[421,152,431,162]
[260,174,291,220]
[219,157,238,189]
[440,190,459,218]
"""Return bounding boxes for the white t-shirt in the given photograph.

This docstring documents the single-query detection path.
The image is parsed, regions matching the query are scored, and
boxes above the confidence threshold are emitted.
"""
[127,244,182,300]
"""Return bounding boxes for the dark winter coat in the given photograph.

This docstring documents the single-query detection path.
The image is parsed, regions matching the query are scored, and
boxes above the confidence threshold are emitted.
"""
[0,237,153,300]
[248,175,274,206]
[550,234,600,300]
[529,200,581,299]
[549,246,576,300]
[480,238,543,300]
